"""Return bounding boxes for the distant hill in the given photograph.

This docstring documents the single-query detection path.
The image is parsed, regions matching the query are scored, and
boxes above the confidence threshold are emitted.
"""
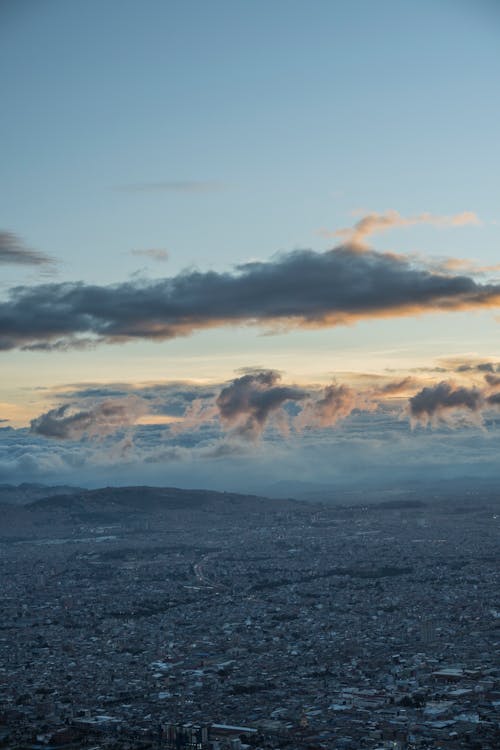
[0,482,84,506]
[0,485,308,539]
[3,480,496,543]
[29,484,302,518]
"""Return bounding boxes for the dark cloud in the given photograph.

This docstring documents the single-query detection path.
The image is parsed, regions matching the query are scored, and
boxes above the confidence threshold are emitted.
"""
[0,231,55,266]
[2,239,500,351]
[30,396,149,440]
[20,338,96,352]
[216,370,307,439]
[373,377,418,396]
[435,358,500,375]
[408,382,483,426]
[456,361,497,373]
[485,373,500,388]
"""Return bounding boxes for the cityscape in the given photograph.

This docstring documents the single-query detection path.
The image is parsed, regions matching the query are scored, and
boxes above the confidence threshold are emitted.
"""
[0,483,499,749]
[1,2,499,748]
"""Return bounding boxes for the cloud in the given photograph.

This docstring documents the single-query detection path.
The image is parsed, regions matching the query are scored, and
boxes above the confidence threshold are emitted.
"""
[30,396,150,440]
[215,370,307,439]
[6,400,500,490]
[117,181,225,193]
[25,369,500,454]
[330,210,480,248]
[8,363,500,488]
[484,373,500,388]
[55,386,131,400]
[171,397,218,433]
[2,223,500,351]
[293,377,413,431]
[408,382,484,427]
[39,380,220,439]
[435,357,500,375]
[0,231,55,266]
[25,372,418,447]
[430,257,500,276]
[456,361,497,373]
[373,376,418,396]
[295,383,370,430]
[130,249,169,262]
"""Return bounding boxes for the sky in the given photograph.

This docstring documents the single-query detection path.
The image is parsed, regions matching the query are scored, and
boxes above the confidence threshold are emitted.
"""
[1,0,500,491]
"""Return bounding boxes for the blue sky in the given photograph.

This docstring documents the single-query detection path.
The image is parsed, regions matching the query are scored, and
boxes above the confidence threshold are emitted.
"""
[1,0,500,488]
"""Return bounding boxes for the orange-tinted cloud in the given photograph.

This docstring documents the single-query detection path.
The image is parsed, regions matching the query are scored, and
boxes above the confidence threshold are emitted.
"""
[1,214,498,352]
[328,209,480,248]
[295,383,374,430]
[30,396,149,440]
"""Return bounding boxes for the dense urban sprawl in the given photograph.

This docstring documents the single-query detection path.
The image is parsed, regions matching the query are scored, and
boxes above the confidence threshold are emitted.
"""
[0,485,499,750]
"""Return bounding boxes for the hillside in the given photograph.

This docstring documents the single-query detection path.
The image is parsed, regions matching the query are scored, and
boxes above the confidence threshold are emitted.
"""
[1,484,306,541]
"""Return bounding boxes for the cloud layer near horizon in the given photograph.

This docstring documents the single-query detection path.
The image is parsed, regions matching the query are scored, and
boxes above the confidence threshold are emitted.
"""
[4,395,500,489]
[29,371,397,443]
[2,362,500,487]
[27,367,500,447]
[1,234,499,351]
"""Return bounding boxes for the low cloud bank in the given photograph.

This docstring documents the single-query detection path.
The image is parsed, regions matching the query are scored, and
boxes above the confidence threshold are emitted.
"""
[28,371,412,444]
[28,368,500,447]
